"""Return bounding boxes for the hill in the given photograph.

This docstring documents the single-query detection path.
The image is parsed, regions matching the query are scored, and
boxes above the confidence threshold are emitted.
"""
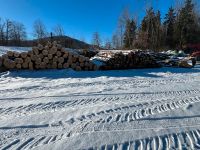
[1,36,92,49]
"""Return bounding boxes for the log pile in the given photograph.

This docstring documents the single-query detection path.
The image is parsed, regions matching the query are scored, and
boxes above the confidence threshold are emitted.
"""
[0,41,98,71]
[100,51,161,70]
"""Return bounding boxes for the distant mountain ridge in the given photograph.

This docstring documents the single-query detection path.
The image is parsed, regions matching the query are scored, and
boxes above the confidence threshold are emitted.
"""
[1,36,92,49]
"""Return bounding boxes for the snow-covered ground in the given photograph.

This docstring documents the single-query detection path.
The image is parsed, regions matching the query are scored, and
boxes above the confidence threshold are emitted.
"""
[0,65,200,150]
[0,46,32,56]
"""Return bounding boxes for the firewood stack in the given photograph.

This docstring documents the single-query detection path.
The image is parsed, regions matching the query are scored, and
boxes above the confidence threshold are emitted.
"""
[100,51,161,70]
[0,41,98,71]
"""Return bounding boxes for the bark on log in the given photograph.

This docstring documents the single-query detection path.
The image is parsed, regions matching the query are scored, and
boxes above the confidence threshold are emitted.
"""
[29,62,34,70]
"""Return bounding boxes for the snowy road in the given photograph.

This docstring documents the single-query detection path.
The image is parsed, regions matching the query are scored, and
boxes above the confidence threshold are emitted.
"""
[0,66,200,150]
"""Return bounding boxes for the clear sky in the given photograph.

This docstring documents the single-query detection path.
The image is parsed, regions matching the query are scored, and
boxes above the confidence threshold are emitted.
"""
[0,0,175,43]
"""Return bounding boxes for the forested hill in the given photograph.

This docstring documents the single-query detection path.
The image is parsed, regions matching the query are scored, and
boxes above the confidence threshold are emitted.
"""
[2,36,92,49]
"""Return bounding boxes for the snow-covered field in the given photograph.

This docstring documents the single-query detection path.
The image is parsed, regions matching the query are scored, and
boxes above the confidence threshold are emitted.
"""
[0,65,200,150]
[0,46,31,56]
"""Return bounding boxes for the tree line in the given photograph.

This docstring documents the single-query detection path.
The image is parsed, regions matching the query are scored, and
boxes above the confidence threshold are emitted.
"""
[93,0,200,51]
[0,18,65,46]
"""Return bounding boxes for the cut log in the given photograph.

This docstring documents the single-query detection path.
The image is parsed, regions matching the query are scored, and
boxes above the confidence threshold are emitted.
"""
[80,62,84,67]
[71,63,76,69]
[49,46,57,55]
[42,50,48,56]
[72,55,78,63]
[52,62,57,69]
[52,41,57,47]
[61,47,66,53]
[47,41,52,48]
[25,57,31,63]
[22,62,28,69]
[15,58,23,64]
[40,62,46,69]
[30,55,37,61]
[9,60,16,69]
[2,54,8,60]
[7,51,14,57]
[48,54,53,59]
[79,56,85,63]
[53,56,58,62]
[39,53,44,59]
[63,63,69,69]
[43,57,49,64]
[38,44,44,51]
[56,51,62,57]
[33,47,39,55]
[67,58,72,64]
[57,44,62,50]
[58,57,64,64]
[75,66,81,71]
[16,64,22,69]
[28,51,33,56]
[14,52,20,58]
[58,63,63,69]
[21,52,28,59]
[35,58,42,65]
[63,53,68,58]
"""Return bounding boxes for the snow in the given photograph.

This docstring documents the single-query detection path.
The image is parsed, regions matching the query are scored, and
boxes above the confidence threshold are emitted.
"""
[0,46,32,56]
[0,65,200,149]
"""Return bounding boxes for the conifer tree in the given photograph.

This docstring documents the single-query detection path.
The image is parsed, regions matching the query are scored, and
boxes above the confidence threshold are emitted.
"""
[175,0,198,48]
[123,19,136,49]
[163,7,176,48]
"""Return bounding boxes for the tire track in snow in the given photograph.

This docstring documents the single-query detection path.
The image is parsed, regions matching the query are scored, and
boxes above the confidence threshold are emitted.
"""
[66,96,200,125]
[0,89,200,118]
[0,77,198,97]
[87,129,200,150]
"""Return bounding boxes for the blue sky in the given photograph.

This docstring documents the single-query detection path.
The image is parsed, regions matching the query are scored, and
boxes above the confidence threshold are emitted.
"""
[0,0,175,43]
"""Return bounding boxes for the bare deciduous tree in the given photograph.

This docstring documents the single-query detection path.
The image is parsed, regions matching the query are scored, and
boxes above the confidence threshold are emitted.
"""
[10,21,27,45]
[53,24,65,36]
[92,32,101,49]
[104,38,112,50]
[117,6,130,48]
[112,33,120,49]
[33,19,47,40]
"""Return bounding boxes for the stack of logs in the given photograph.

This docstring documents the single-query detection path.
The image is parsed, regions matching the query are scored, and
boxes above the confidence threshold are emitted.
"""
[0,41,98,71]
[100,51,161,70]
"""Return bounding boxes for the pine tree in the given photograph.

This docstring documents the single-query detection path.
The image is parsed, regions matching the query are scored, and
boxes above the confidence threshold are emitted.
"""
[175,0,198,48]
[137,7,162,51]
[163,7,176,48]
[123,19,136,49]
